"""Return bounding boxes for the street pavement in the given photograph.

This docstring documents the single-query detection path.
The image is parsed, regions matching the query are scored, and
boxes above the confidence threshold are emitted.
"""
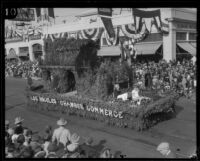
[5,77,196,158]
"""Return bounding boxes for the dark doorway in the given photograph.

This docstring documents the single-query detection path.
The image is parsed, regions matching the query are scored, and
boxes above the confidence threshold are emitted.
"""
[32,44,43,60]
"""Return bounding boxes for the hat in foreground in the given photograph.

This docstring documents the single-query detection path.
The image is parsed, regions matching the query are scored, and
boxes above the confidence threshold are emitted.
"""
[57,118,67,126]
[70,133,80,143]
[15,117,24,124]
[156,142,170,152]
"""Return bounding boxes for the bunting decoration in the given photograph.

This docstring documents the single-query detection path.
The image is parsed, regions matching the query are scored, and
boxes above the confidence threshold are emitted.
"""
[79,28,103,40]
[132,9,169,34]
[121,21,149,42]
[103,27,119,46]
[98,8,116,43]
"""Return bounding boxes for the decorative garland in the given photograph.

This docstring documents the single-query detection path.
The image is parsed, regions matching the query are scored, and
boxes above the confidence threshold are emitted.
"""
[104,27,119,46]
[26,90,178,131]
[79,28,103,41]
[121,22,149,43]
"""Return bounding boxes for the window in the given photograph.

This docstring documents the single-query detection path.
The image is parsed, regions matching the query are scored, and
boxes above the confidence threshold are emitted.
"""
[189,33,196,40]
[176,32,187,40]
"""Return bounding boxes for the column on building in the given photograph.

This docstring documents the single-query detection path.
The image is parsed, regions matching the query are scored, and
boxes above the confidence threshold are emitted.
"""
[163,21,176,62]
[28,44,35,61]
[41,41,46,60]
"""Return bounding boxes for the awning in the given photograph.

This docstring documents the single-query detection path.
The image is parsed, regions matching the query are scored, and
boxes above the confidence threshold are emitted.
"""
[134,42,162,55]
[177,42,196,56]
[97,46,121,56]
[189,42,196,48]
[6,53,18,59]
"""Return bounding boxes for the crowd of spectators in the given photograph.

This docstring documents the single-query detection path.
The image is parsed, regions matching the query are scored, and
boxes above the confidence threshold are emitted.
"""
[5,60,42,79]
[5,117,115,158]
[131,58,196,99]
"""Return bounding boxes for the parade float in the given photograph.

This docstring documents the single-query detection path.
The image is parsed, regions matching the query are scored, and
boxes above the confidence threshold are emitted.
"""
[26,8,179,131]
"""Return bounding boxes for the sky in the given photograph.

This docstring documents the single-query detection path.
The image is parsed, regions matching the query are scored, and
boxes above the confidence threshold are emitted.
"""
[54,8,92,24]
[5,8,196,26]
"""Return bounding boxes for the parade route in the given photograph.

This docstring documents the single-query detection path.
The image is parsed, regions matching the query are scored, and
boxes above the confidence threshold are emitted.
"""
[5,77,196,158]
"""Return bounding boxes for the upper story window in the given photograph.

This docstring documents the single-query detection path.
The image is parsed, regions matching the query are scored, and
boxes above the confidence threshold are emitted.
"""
[189,33,197,40]
[176,32,187,41]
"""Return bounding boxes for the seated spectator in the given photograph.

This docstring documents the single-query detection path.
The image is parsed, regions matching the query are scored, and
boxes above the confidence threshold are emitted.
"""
[67,133,80,152]
[23,129,32,147]
[5,120,10,132]
[46,142,59,158]
[42,133,52,157]
[14,117,24,135]
[30,134,43,151]
[5,144,15,158]
[19,146,34,158]
[99,147,114,158]
[78,137,98,158]
[34,151,46,158]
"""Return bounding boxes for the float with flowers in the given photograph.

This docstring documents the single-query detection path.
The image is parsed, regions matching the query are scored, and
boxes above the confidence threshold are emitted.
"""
[26,8,178,131]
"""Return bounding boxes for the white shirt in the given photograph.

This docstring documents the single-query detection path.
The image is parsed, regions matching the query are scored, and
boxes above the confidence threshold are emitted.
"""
[67,143,79,152]
[43,141,50,156]
[52,127,71,147]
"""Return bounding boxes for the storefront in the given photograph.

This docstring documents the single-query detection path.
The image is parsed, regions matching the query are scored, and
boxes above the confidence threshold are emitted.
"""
[5,38,44,62]
[5,8,196,62]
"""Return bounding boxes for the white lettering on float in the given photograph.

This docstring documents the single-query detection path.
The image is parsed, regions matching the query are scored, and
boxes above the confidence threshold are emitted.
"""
[29,95,123,119]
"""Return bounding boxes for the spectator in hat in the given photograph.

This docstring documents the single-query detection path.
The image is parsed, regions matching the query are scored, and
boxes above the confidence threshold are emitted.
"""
[52,118,71,148]
[156,142,176,158]
[67,133,80,152]
[14,117,24,135]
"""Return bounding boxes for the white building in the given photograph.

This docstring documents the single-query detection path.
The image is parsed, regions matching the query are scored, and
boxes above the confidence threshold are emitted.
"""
[5,8,196,62]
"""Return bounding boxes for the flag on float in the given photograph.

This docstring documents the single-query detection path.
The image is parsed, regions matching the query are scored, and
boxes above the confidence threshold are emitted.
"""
[98,8,115,40]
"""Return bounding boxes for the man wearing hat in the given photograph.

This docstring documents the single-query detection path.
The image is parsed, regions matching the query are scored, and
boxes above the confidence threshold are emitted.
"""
[14,117,24,135]
[52,118,71,148]
[157,142,176,158]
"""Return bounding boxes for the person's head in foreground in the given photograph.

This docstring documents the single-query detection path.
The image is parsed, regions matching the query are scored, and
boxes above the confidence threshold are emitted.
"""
[57,118,67,127]
[157,142,176,158]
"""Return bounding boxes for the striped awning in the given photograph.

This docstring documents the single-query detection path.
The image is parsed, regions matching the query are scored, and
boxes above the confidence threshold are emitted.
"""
[177,42,196,56]
[189,42,196,48]
[134,42,162,55]
[97,46,121,56]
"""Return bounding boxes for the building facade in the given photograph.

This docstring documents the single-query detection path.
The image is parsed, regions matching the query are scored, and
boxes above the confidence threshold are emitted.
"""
[5,8,196,62]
